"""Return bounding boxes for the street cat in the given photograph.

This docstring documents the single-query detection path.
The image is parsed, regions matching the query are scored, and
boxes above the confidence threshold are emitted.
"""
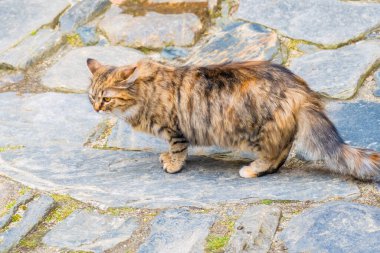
[87,58,380,180]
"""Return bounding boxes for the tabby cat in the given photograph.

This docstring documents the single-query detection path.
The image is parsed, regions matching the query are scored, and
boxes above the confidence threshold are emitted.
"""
[87,58,380,180]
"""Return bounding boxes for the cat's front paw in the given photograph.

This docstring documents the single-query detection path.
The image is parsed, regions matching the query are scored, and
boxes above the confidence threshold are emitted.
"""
[159,152,184,174]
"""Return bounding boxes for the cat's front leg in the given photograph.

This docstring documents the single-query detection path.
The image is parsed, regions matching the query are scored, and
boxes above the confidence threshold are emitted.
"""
[159,135,189,173]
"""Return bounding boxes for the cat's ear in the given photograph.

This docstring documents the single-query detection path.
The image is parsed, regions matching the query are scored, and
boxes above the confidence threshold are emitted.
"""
[87,58,102,75]
[120,66,139,84]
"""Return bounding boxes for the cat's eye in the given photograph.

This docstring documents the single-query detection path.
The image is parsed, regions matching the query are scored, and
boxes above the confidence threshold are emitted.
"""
[103,97,111,102]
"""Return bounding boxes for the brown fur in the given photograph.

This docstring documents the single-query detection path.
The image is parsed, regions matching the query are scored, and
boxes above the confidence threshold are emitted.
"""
[86,58,380,180]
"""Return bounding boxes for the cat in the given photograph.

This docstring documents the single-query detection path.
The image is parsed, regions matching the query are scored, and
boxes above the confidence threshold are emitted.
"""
[86,58,380,181]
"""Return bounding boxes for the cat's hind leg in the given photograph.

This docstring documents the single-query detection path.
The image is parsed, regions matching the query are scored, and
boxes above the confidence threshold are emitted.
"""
[239,144,292,178]
[160,135,189,173]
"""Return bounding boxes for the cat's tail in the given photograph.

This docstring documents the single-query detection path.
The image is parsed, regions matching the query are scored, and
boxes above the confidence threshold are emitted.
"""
[296,104,380,181]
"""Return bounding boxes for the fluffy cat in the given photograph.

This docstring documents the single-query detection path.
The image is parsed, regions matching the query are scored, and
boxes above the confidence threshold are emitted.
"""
[87,58,380,180]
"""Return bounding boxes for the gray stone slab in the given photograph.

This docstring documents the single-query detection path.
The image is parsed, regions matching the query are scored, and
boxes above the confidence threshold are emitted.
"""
[226,205,281,253]
[77,26,99,46]
[186,21,280,65]
[289,40,380,99]
[59,0,110,32]
[280,201,380,253]
[138,209,215,253]
[41,46,145,92]
[98,6,202,48]
[0,192,34,229]
[43,210,138,253]
[0,0,69,53]
[0,71,24,87]
[0,147,359,209]
[0,195,54,253]
[235,0,380,47]
[161,47,189,60]
[0,29,64,70]
[326,101,380,151]
[0,92,104,148]
[374,70,380,97]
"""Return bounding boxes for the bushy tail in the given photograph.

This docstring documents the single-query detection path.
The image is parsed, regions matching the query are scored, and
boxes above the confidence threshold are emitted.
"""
[296,105,380,181]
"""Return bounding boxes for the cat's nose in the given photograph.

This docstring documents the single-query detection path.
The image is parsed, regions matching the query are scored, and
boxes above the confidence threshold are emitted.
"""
[94,103,101,112]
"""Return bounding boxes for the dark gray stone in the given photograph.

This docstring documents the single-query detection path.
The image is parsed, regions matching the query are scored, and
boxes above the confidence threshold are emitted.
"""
[98,6,202,48]
[186,21,280,65]
[0,0,69,53]
[43,210,138,253]
[226,205,281,253]
[0,195,54,253]
[41,46,145,92]
[0,29,63,69]
[374,70,380,97]
[138,209,215,253]
[289,40,380,99]
[0,147,359,208]
[0,192,34,229]
[235,0,380,47]
[161,47,189,60]
[77,26,99,46]
[326,101,380,151]
[59,0,110,32]
[0,93,104,148]
[280,201,380,253]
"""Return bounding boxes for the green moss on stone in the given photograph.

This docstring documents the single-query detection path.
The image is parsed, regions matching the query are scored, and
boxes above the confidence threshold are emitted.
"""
[66,33,83,47]
[206,235,230,253]
[11,213,22,223]
[0,145,24,152]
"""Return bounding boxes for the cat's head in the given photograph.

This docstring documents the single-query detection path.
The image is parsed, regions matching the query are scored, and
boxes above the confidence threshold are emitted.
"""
[86,58,142,117]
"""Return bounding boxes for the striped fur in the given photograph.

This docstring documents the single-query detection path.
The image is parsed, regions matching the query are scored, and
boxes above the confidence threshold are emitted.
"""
[87,58,380,180]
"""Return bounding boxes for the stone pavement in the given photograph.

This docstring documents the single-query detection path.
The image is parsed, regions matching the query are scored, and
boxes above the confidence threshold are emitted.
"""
[0,0,379,252]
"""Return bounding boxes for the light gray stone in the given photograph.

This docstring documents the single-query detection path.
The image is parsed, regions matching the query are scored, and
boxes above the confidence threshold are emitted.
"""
[279,201,380,253]
[0,0,69,53]
[161,47,189,60]
[186,21,280,65]
[0,147,359,209]
[235,0,380,47]
[41,46,145,92]
[0,29,64,70]
[289,40,380,99]
[374,70,380,97]
[0,192,34,229]
[0,178,21,213]
[0,71,24,87]
[138,209,215,253]
[43,210,138,253]
[77,26,99,46]
[59,0,110,32]
[98,6,202,48]
[226,205,281,253]
[0,195,54,253]
[326,101,380,151]
[0,92,104,148]
[148,0,207,3]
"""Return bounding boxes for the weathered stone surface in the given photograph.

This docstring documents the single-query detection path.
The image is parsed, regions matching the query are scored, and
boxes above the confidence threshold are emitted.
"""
[0,71,24,87]
[236,0,380,47]
[289,40,380,99]
[138,209,215,253]
[186,21,280,65]
[148,0,207,3]
[99,6,202,48]
[0,147,359,208]
[43,210,138,253]
[280,201,380,253]
[0,93,104,148]
[161,47,189,60]
[0,178,21,213]
[42,46,145,92]
[374,70,380,97]
[226,205,281,253]
[77,26,99,45]
[59,0,110,32]
[0,192,34,229]
[0,0,69,53]
[326,101,380,151]
[0,195,54,253]
[0,29,64,70]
